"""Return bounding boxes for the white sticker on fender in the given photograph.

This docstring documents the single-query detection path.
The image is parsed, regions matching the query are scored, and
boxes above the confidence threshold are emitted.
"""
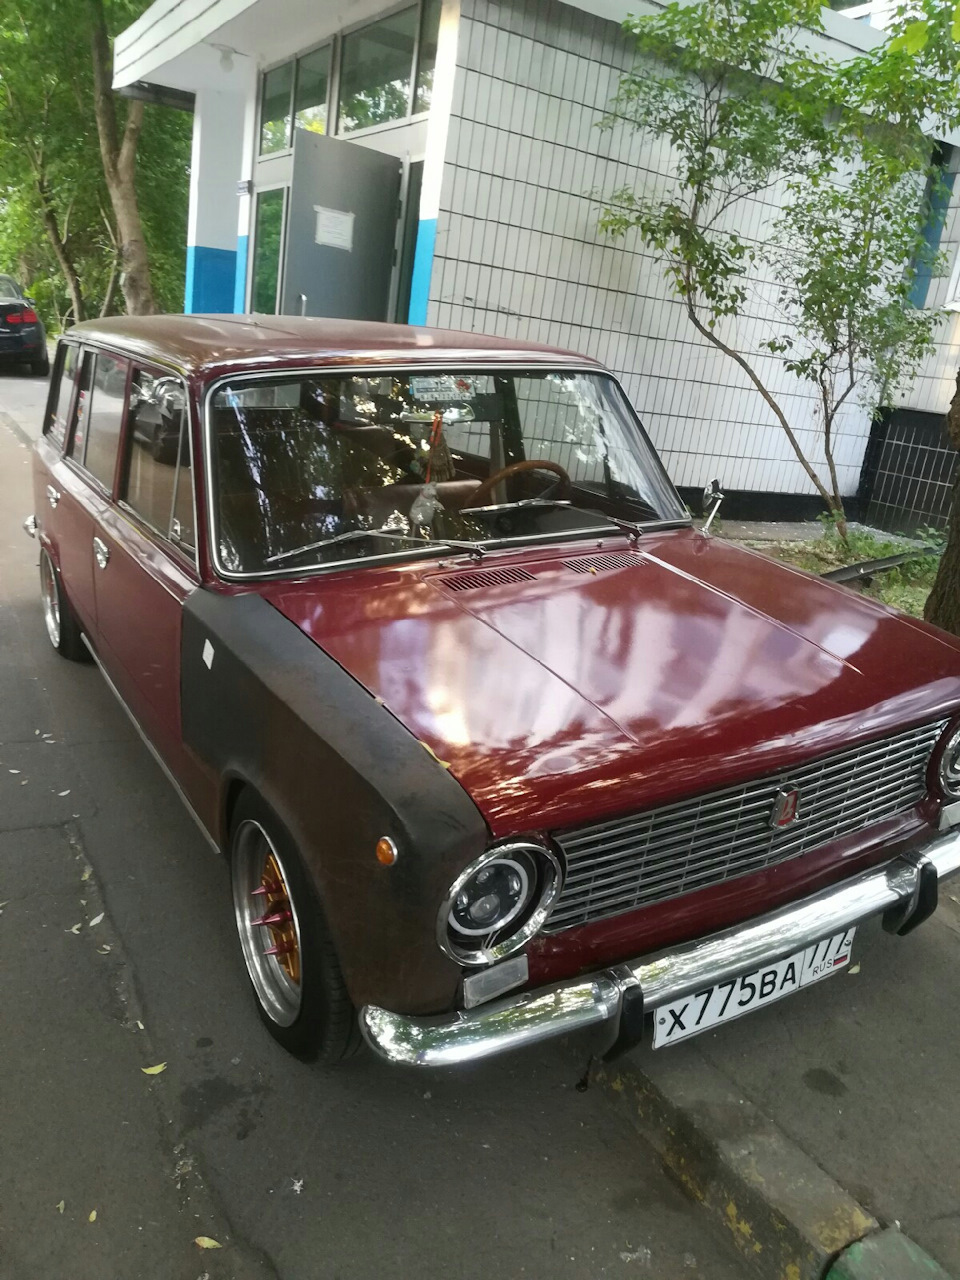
[202,639,215,670]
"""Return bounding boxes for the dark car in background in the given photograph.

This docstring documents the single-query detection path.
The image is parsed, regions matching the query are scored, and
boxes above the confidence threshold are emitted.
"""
[0,275,49,376]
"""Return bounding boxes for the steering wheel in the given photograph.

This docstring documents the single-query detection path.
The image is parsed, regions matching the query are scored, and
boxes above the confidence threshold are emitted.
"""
[463,459,572,509]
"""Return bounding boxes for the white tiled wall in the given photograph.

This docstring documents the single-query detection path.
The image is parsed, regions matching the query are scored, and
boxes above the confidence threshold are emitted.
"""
[427,0,960,497]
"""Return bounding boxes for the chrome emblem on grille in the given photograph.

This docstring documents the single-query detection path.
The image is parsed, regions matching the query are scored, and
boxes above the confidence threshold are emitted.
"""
[771,788,800,828]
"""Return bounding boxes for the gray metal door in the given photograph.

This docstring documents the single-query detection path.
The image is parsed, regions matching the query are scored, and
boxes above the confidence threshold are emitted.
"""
[280,129,401,321]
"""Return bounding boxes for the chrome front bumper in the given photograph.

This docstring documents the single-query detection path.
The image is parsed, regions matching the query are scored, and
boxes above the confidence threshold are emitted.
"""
[360,828,960,1067]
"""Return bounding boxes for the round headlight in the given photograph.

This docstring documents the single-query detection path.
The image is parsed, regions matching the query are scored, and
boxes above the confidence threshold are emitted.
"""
[939,724,960,799]
[438,841,563,966]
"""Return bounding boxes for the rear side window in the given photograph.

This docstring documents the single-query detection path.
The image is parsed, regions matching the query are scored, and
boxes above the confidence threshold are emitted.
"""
[83,352,129,491]
[65,351,94,464]
[45,344,79,450]
[121,368,195,552]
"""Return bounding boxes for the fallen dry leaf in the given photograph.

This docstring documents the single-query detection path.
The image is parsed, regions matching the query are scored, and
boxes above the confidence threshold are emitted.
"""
[141,1062,167,1075]
[194,1236,222,1250]
[81,867,92,882]
[57,790,70,797]
[88,1210,97,1223]
[66,924,82,935]
[848,963,861,975]
[8,769,20,775]
[97,944,111,955]
[56,1200,64,1214]
[88,913,104,928]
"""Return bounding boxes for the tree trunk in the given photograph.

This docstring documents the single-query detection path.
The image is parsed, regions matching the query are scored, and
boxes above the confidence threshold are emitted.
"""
[88,0,156,315]
[36,179,85,324]
[924,371,960,635]
[683,299,844,526]
[99,255,121,318]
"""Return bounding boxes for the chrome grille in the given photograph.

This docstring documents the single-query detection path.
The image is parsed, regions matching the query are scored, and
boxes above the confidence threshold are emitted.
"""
[546,719,947,933]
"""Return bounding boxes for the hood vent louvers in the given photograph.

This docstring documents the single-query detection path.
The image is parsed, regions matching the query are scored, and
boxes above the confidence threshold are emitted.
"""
[564,552,640,574]
[439,566,536,592]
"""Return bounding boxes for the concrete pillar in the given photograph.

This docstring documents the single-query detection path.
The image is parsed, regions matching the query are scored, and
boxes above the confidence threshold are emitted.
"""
[408,0,460,325]
[233,92,259,313]
[185,88,244,314]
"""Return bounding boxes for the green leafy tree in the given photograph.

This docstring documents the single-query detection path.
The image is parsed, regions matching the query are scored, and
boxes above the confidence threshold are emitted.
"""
[598,0,960,539]
[0,0,190,326]
[885,0,960,638]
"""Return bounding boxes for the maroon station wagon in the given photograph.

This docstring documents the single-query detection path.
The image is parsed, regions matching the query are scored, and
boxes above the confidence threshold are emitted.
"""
[24,315,960,1067]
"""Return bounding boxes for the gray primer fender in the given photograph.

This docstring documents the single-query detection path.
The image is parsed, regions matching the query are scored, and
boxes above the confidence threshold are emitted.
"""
[181,588,488,1015]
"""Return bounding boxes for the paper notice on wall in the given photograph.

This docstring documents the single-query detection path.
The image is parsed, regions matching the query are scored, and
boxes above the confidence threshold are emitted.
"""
[314,206,355,252]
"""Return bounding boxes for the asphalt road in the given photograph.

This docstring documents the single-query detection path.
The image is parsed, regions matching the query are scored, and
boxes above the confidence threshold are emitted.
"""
[0,370,748,1279]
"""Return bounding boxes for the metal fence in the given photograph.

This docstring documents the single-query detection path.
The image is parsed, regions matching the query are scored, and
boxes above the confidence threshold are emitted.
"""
[859,409,957,534]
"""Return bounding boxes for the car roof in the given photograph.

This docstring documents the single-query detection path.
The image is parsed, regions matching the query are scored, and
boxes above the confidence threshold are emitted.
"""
[64,315,604,379]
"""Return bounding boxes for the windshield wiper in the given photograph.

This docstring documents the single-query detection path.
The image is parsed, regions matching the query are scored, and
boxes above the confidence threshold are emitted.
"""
[264,526,485,566]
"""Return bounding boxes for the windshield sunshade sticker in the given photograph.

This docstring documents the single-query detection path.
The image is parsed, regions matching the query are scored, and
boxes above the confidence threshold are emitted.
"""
[409,375,477,402]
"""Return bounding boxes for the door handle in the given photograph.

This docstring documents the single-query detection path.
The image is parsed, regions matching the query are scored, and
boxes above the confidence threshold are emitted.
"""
[93,537,110,570]
[46,484,61,509]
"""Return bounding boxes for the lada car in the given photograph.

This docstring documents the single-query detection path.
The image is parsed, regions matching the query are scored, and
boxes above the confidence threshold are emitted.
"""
[24,315,960,1067]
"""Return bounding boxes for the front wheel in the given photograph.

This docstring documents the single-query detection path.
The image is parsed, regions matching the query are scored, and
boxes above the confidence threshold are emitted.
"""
[230,791,360,1063]
[40,548,88,661]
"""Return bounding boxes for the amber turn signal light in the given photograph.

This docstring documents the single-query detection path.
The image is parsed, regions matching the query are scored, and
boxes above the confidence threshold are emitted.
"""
[376,837,399,866]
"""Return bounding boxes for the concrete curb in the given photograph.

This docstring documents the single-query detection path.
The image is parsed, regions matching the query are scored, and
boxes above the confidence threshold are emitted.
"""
[591,1052,953,1280]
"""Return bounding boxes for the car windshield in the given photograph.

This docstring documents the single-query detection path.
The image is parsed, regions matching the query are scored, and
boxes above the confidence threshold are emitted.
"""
[0,275,22,299]
[208,369,688,574]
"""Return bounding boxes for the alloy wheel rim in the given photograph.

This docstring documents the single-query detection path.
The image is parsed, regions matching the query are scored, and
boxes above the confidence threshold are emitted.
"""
[40,552,61,649]
[232,820,303,1027]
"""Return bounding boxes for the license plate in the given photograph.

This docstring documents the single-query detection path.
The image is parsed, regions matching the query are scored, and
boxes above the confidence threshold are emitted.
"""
[652,928,856,1048]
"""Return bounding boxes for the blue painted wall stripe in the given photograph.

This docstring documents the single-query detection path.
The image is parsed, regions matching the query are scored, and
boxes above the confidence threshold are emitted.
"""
[184,245,237,314]
[233,234,249,314]
[407,217,437,326]
[909,168,957,309]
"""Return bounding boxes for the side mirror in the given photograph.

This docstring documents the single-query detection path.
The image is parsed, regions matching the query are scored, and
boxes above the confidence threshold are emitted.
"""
[153,377,187,414]
[701,477,724,533]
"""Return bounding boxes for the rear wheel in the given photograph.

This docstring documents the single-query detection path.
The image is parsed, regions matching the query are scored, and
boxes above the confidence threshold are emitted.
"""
[230,791,360,1063]
[32,353,50,378]
[40,549,87,661]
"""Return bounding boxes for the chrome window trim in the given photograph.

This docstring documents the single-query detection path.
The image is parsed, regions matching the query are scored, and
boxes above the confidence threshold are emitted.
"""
[201,362,689,583]
[436,839,564,967]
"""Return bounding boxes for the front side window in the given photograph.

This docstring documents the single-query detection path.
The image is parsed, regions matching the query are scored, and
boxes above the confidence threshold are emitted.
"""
[260,62,294,154]
[338,7,418,133]
[46,343,79,450]
[121,368,194,550]
[208,369,687,575]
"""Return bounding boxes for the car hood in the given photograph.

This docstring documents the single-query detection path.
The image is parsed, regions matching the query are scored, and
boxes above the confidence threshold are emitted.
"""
[262,529,960,836]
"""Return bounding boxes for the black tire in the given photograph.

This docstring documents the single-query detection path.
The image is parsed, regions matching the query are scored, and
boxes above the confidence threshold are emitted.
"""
[40,548,89,662]
[32,353,50,378]
[229,790,360,1063]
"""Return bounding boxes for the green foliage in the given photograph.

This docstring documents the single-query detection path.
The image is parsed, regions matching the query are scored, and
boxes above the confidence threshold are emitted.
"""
[745,528,941,617]
[0,0,190,328]
[597,0,960,529]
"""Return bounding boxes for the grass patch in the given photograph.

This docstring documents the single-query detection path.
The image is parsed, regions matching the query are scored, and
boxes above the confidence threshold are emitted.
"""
[733,528,941,620]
